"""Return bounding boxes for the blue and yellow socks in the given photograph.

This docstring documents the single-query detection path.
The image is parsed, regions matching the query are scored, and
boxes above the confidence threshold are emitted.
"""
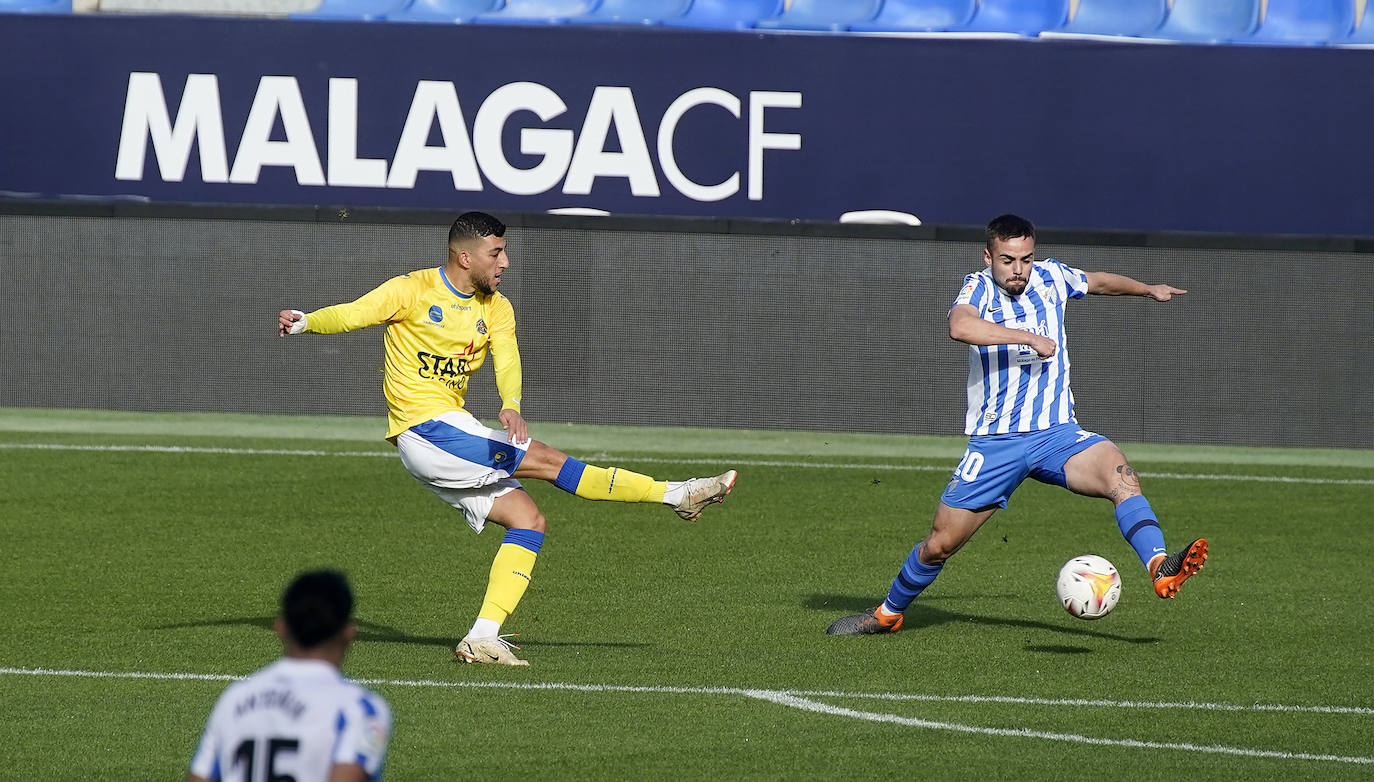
[553,458,669,504]
[470,528,543,638]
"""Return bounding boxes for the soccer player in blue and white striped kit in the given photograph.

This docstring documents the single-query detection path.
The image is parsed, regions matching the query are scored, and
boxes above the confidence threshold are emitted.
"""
[828,214,1208,635]
[188,571,391,782]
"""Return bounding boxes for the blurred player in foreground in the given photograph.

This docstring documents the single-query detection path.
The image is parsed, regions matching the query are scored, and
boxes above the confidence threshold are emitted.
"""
[279,212,736,664]
[188,570,390,782]
[828,214,1207,636]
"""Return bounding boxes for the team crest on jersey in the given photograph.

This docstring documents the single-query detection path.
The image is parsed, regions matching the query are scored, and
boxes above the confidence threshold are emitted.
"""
[428,305,443,323]
[956,280,977,305]
[476,319,487,335]
[493,451,508,463]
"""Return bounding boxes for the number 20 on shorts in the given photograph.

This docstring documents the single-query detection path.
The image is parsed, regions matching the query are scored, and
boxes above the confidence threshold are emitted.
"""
[955,449,984,482]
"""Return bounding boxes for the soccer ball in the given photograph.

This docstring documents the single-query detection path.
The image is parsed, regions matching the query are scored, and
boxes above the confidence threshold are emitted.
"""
[1055,555,1121,620]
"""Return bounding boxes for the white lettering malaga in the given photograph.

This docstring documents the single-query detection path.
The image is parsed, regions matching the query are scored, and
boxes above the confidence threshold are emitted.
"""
[228,75,324,185]
[113,73,802,202]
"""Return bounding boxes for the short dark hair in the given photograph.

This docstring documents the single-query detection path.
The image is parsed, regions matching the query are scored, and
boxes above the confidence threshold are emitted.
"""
[281,570,353,649]
[448,211,506,246]
[986,214,1036,251]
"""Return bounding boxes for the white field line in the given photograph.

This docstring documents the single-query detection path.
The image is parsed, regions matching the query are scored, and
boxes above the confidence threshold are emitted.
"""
[2,442,1371,486]
[2,667,1370,765]
[747,691,1374,766]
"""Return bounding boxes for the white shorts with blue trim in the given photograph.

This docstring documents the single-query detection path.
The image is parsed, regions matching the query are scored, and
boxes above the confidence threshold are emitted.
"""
[396,410,531,533]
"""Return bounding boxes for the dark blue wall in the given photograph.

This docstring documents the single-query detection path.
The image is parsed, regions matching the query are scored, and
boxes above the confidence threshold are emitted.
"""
[1,14,1370,235]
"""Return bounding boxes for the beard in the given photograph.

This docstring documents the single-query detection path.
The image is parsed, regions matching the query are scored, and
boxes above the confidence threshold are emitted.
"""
[473,275,496,296]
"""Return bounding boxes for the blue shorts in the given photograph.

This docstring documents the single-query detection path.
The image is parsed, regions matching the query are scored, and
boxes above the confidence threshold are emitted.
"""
[940,422,1108,511]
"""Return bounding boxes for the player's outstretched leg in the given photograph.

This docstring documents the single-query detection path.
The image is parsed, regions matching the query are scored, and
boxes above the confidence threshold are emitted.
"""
[1064,442,1205,598]
[517,443,737,522]
[1148,538,1208,599]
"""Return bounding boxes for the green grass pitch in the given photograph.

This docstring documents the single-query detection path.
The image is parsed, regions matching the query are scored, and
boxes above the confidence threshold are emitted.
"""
[1,408,1371,780]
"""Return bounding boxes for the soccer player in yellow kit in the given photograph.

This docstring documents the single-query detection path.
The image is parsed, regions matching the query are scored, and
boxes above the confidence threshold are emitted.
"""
[278,212,736,666]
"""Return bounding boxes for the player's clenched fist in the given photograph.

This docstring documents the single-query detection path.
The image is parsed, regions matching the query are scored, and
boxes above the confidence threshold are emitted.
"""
[279,309,306,337]
[1026,333,1057,359]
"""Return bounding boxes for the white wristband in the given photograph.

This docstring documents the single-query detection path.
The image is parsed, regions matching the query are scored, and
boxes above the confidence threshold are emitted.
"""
[288,310,307,335]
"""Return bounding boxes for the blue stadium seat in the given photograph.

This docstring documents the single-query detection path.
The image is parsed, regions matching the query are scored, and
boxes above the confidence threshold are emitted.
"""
[566,0,690,25]
[1055,0,1166,36]
[1149,0,1260,41]
[0,0,71,12]
[752,0,880,31]
[848,0,976,33]
[957,0,1068,34]
[291,0,409,20]
[386,0,500,22]
[660,0,783,30]
[1248,0,1354,45]
[472,0,598,24]
[1344,1,1374,43]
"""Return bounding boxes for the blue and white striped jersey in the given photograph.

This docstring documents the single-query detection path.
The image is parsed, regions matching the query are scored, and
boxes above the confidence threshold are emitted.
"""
[189,658,391,782]
[952,259,1090,436]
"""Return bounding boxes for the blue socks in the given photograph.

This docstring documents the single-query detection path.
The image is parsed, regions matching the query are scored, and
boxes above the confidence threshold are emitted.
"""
[1115,495,1166,567]
[882,543,943,613]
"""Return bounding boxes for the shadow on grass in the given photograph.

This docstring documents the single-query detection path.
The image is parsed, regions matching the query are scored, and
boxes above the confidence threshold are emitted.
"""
[149,616,649,649]
[1024,645,1092,654]
[804,594,1159,645]
[151,616,452,647]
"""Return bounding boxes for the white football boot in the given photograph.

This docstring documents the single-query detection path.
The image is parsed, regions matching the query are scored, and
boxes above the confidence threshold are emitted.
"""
[673,470,738,521]
[455,635,529,666]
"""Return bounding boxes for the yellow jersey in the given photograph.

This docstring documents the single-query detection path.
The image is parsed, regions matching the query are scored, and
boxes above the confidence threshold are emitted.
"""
[304,267,522,439]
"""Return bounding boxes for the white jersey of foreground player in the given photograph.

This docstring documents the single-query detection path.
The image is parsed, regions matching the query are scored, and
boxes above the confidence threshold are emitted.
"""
[189,657,391,782]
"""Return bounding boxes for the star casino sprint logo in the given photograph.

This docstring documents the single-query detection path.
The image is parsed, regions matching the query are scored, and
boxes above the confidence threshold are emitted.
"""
[416,351,470,389]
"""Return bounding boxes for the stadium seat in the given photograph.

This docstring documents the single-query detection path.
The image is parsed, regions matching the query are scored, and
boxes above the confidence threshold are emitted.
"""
[957,0,1069,34]
[291,0,409,20]
[1148,0,1260,41]
[386,0,500,22]
[472,0,598,24]
[659,0,782,30]
[848,0,976,33]
[566,0,690,25]
[1343,1,1374,43]
[1052,0,1167,37]
[752,0,880,31]
[838,210,922,226]
[0,0,72,11]
[1247,0,1355,45]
